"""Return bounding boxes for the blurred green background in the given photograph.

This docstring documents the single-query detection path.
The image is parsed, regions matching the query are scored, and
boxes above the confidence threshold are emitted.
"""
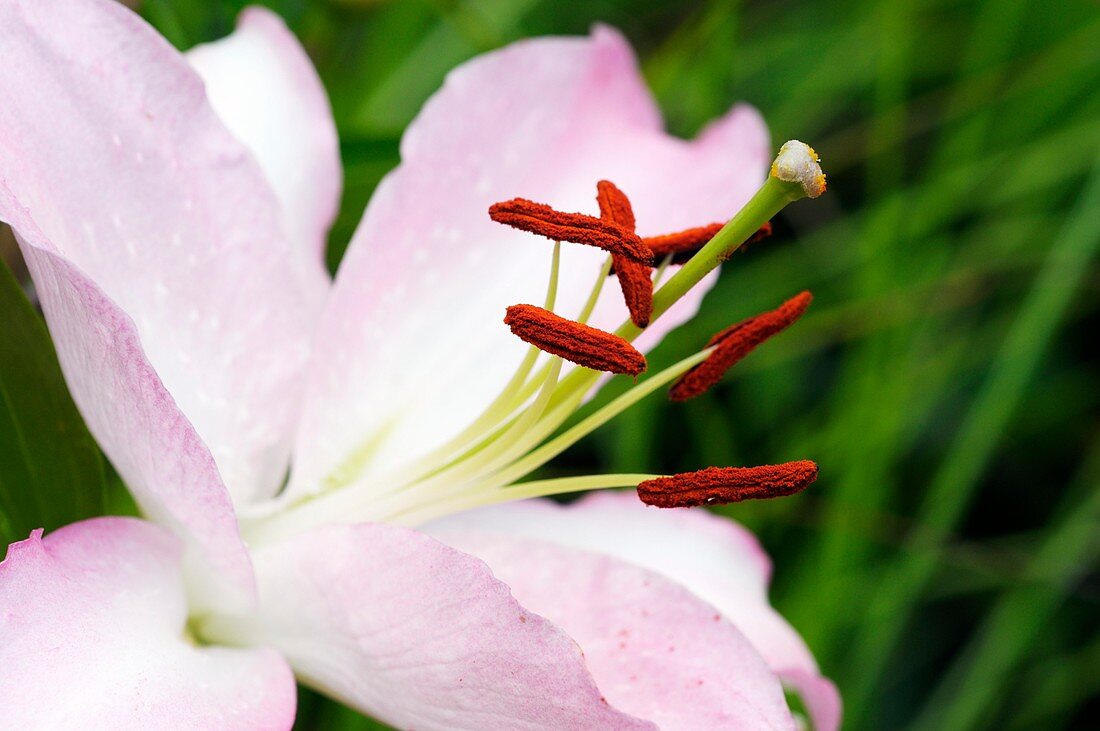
[2,0,1098,728]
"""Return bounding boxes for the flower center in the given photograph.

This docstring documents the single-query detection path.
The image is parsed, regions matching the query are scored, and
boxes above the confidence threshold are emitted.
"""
[243,145,827,544]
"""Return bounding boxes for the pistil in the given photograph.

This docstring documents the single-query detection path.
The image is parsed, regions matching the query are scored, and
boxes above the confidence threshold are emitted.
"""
[645,221,772,264]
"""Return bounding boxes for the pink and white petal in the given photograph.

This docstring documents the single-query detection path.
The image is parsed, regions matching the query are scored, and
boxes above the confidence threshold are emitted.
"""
[288,27,770,498]
[187,6,341,272]
[429,493,840,731]
[18,249,255,611]
[0,519,295,730]
[206,523,655,731]
[438,531,797,730]
[781,669,842,731]
[0,0,319,507]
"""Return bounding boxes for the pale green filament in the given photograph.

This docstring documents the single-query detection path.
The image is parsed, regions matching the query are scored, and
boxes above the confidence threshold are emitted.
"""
[326,243,565,494]
[387,347,711,521]
[245,346,709,543]
[394,474,660,527]
[478,349,710,491]
[545,241,563,310]
[577,255,613,324]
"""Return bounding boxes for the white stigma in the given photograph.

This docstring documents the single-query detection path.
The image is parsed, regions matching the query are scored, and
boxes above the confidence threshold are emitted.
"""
[771,140,826,199]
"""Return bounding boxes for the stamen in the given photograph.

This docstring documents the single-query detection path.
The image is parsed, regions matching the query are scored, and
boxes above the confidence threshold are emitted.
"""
[669,290,812,401]
[597,180,653,328]
[644,221,773,265]
[479,347,711,496]
[490,198,653,263]
[382,346,713,527]
[504,304,647,376]
[637,460,818,508]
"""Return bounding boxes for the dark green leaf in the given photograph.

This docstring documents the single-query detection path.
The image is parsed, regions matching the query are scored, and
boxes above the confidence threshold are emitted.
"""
[0,256,106,546]
[293,686,397,730]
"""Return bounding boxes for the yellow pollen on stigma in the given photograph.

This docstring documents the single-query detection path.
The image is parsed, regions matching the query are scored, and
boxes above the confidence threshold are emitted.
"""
[242,142,828,543]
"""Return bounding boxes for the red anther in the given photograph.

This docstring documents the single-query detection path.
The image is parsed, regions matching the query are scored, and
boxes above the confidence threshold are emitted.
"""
[597,181,653,328]
[596,180,636,230]
[637,460,818,508]
[644,221,773,264]
[490,198,653,263]
[669,291,812,401]
[504,304,647,376]
[644,223,724,260]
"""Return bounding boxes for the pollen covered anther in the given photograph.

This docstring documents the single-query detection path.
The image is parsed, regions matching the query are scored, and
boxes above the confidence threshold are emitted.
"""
[595,180,636,230]
[504,304,647,376]
[596,180,653,328]
[669,290,812,401]
[490,198,653,263]
[637,460,818,508]
[643,221,773,265]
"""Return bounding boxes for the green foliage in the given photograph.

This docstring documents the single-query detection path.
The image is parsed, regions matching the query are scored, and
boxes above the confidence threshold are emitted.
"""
[0,257,106,545]
[293,687,395,730]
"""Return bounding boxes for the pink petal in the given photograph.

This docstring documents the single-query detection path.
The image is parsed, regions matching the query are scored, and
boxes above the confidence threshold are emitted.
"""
[430,493,840,731]
[18,249,255,611]
[288,27,770,498]
[187,6,341,272]
[210,523,655,730]
[0,519,295,729]
[781,669,843,731]
[0,0,319,508]
[438,530,798,730]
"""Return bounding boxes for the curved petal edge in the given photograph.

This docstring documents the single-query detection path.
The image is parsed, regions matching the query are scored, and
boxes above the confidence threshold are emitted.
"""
[205,522,656,731]
[187,6,342,274]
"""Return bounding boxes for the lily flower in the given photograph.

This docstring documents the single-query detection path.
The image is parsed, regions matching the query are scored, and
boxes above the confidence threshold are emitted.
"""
[0,1,838,729]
